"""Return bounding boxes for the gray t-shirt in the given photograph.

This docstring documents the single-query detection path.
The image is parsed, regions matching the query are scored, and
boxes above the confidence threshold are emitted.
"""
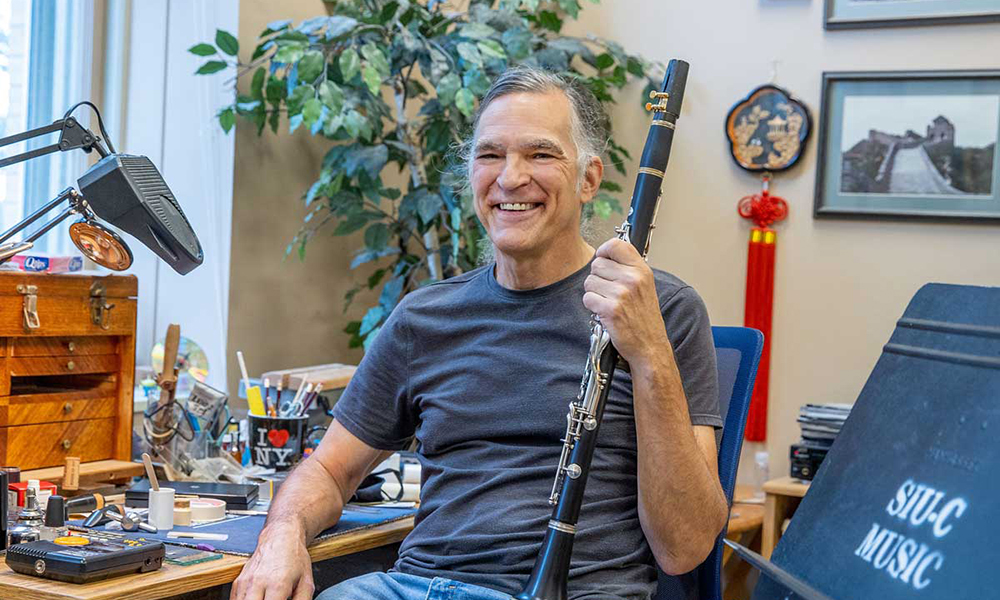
[333,259,721,599]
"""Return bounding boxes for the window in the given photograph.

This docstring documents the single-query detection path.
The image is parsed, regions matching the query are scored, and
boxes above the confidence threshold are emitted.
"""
[0,0,96,255]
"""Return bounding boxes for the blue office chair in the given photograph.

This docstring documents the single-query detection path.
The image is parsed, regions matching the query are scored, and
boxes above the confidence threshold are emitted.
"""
[655,326,764,600]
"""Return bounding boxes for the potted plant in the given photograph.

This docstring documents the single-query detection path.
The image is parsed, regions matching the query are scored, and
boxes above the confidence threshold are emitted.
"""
[192,0,656,348]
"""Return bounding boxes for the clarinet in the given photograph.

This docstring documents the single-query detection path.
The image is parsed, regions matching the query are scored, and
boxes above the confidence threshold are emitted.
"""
[516,59,690,600]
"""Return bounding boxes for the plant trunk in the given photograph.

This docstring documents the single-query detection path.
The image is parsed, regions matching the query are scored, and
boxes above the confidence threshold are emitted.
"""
[394,82,442,282]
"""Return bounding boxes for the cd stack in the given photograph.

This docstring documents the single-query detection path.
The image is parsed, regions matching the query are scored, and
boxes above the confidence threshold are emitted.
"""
[790,403,851,481]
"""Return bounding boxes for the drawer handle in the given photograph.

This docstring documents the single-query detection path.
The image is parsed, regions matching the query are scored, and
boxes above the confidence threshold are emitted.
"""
[67,341,76,353]
[66,360,75,371]
[63,402,73,414]
[62,439,71,450]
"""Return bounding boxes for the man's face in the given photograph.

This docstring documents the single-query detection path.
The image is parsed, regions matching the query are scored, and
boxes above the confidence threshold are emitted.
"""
[470,90,597,261]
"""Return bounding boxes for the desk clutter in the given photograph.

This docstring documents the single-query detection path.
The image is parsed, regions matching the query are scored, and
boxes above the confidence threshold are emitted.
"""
[789,403,852,481]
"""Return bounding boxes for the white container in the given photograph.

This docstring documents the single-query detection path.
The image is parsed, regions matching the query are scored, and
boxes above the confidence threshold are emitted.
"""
[148,487,175,531]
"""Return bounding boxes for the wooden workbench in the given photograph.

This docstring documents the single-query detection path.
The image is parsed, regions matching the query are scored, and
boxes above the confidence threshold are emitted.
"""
[0,516,414,600]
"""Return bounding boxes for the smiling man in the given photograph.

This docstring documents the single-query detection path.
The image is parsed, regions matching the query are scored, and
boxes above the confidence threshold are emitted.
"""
[231,67,727,600]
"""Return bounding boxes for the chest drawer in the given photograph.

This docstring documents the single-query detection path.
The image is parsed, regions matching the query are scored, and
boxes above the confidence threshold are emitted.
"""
[8,354,118,377]
[3,386,118,426]
[0,418,115,470]
[12,336,118,357]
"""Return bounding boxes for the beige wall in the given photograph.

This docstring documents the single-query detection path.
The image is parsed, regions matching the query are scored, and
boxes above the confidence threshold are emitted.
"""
[571,1,1000,481]
[229,0,1000,479]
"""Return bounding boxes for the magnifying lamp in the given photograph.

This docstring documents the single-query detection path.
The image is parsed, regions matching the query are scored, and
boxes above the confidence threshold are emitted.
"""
[0,102,203,274]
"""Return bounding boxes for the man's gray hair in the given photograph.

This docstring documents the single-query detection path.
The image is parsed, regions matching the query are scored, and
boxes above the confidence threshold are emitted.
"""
[461,67,611,181]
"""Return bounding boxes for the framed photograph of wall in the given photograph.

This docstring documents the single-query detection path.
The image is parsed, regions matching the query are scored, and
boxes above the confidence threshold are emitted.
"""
[825,0,1000,29]
[814,71,1000,222]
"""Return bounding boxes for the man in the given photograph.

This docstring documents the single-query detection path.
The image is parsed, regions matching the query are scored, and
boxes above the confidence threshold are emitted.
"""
[232,67,728,600]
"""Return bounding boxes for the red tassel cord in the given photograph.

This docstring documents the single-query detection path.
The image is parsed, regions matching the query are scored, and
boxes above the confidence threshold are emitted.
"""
[738,175,787,442]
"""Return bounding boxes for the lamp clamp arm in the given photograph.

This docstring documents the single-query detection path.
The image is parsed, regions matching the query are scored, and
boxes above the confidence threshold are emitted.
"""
[0,117,109,170]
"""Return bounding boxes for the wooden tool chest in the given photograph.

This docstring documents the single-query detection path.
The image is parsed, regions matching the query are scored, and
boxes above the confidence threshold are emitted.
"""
[0,272,136,470]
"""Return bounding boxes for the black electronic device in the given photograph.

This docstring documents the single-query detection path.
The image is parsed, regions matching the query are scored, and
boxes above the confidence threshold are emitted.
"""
[789,442,829,481]
[125,480,258,510]
[6,535,165,584]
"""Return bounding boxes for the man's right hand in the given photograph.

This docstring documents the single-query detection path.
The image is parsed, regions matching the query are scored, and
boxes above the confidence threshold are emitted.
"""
[230,522,314,600]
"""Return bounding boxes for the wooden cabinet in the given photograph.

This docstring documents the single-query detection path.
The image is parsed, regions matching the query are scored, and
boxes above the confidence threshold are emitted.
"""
[0,272,136,470]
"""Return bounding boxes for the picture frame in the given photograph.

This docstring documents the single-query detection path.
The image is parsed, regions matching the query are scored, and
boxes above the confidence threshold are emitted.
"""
[824,0,1000,29]
[814,70,1000,223]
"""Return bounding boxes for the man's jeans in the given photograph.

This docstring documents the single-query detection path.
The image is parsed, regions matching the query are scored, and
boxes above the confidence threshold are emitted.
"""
[316,572,515,600]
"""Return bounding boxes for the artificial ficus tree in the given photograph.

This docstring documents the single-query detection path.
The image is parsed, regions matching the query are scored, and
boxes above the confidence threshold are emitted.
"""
[193,0,657,349]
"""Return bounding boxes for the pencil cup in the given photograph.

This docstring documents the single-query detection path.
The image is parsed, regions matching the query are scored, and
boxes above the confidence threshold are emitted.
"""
[149,487,175,531]
[249,415,308,471]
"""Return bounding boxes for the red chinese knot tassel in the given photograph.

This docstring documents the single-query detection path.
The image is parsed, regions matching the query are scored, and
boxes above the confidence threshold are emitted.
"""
[738,176,787,442]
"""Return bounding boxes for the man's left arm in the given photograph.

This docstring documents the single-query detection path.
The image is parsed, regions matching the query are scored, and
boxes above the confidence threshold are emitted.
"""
[583,239,729,576]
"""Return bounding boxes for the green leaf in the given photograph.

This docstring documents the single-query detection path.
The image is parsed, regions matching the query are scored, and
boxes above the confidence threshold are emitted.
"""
[287,84,313,115]
[627,56,645,77]
[268,110,280,133]
[594,53,614,70]
[379,276,404,310]
[416,190,443,225]
[459,23,497,39]
[368,268,387,289]
[592,198,612,220]
[340,48,361,81]
[608,65,627,88]
[266,77,286,105]
[477,40,506,60]
[436,73,461,105]
[359,306,386,336]
[364,223,390,251]
[251,67,266,101]
[326,16,359,39]
[266,19,292,33]
[455,88,476,118]
[218,108,235,133]
[188,43,216,57]
[215,29,239,56]
[362,325,382,351]
[537,10,563,32]
[462,68,491,97]
[599,180,623,192]
[501,28,532,61]
[334,212,372,236]
[275,40,305,64]
[302,98,323,127]
[361,43,391,78]
[318,81,344,113]
[323,114,344,137]
[557,0,580,18]
[378,1,400,24]
[298,50,325,82]
[343,110,365,138]
[456,42,483,67]
[362,64,382,96]
[343,144,389,179]
[195,60,227,75]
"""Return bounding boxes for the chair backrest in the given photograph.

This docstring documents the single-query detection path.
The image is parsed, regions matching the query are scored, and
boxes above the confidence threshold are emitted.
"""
[654,326,763,600]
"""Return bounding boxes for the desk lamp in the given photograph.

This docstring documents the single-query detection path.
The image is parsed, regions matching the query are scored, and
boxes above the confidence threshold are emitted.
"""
[0,102,203,274]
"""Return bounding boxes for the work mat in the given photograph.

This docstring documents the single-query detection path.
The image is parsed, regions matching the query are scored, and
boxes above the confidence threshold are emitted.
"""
[75,504,415,556]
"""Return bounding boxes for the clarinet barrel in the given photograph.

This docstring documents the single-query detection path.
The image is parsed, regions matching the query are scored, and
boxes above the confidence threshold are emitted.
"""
[515,59,689,600]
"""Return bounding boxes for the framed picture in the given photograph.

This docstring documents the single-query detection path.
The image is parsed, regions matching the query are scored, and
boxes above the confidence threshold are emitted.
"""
[825,0,1000,29]
[814,71,1000,222]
